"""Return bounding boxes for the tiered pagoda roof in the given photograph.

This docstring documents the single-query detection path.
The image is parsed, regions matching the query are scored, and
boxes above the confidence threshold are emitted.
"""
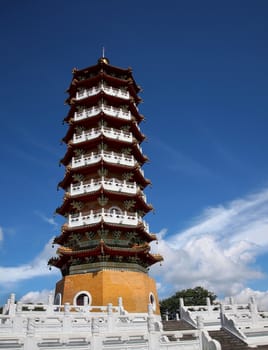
[49,57,163,276]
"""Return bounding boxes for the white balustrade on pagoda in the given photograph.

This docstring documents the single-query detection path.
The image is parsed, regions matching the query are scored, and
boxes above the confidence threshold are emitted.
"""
[74,105,131,122]
[68,208,149,231]
[76,83,130,101]
[70,177,138,196]
[71,151,135,169]
[73,126,133,144]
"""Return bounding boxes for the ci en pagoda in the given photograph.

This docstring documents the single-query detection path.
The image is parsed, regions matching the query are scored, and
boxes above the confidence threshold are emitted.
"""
[48,56,163,314]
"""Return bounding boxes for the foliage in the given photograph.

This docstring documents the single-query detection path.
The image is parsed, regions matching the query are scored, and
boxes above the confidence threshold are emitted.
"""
[72,173,84,182]
[159,286,217,317]
[122,172,133,181]
[71,201,84,211]
[124,199,136,210]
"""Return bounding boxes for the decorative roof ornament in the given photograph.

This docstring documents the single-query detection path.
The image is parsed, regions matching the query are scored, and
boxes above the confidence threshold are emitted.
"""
[98,46,110,64]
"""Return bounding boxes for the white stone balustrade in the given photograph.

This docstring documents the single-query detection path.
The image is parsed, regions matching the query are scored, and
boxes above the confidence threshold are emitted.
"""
[102,104,131,119]
[71,151,135,169]
[68,208,149,231]
[74,104,131,122]
[76,85,101,99]
[103,84,129,99]
[76,84,130,101]
[70,177,138,196]
[5,294,268,349]
[0,294,203,350]
[179,298,222,331]
[73,127,102,143]
[73,126,133,144]
[201,330,221,350]
[74,106,101,121]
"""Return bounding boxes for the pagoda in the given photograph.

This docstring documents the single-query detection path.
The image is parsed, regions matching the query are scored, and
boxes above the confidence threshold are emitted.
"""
[48,56,163,314]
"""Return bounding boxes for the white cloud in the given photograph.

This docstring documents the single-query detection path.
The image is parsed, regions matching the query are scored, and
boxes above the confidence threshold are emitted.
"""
[0,239,59,284]
[170,188,268,248]
[20,289,54,304]
[34,211,59,228]
[227,288,268,311]
[151,187,268,298]
[2,187,268,309]
[0,227,3,241]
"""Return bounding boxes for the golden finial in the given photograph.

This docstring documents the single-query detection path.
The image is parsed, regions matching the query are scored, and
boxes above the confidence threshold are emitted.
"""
[98,46,110,64]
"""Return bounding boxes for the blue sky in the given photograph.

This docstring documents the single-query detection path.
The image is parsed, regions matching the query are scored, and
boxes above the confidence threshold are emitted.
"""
[1,0,268,308]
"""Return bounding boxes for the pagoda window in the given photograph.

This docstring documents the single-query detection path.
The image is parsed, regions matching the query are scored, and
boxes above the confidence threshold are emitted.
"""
[74,291,92,306]
[54,293,62,305]
[149,292,156,312]
[109,206,122,215]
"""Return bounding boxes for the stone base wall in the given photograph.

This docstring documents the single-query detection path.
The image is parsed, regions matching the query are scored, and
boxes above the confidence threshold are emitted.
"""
[55,270,160,314]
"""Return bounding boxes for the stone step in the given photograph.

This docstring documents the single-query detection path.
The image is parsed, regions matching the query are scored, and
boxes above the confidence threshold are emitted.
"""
[162,320,196,331]
[163,323,268,349]
[209,329,249,350]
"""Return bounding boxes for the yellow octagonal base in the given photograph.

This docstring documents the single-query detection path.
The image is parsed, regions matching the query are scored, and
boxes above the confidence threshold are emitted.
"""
[55,270,160,314]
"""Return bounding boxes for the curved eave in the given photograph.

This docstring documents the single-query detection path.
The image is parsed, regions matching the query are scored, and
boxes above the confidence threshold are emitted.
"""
[53,240,162,267]
[58,161,150,190]
[56,188,152,216]
[69,62,140,91]
[63,112,133,140]
[128,103,144,122]
[132,145,149,165]
[74,62,131,78]
[134,166,151,188]
[67,74,141,104]
[60,156,136,174]
[60,140,148,167]
[58,240,150,256]
[130,121,146,143]
[64,106,143,125]
[68,91,133,109]
[66,74,101,98]
[49,250,163,270]
[58,160,149,187]
[54,221,156,246]
[62,118,145,145]
[59,219,150,237]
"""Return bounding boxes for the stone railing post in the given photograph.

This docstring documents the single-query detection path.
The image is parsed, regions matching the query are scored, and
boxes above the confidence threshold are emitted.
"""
[92,317,100,334]
[26,317,35,336]
[8,293,16,316]
[47,292,54,314]
[220,303,224,326]
[16,301,22,313]
[228,297,237,313]
[148,303,153,316]
[165,311,169,321]
[107,303,114,331]
[118,297,125,315]
[196,315,204,330]
[249,296,259,322]
[64,303,70,315]
[179,297,184,319]
[206,296,212,315]
[148,304,155,332]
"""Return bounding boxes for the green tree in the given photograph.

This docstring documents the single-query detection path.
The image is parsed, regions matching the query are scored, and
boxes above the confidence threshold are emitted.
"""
[160,286,217,318]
